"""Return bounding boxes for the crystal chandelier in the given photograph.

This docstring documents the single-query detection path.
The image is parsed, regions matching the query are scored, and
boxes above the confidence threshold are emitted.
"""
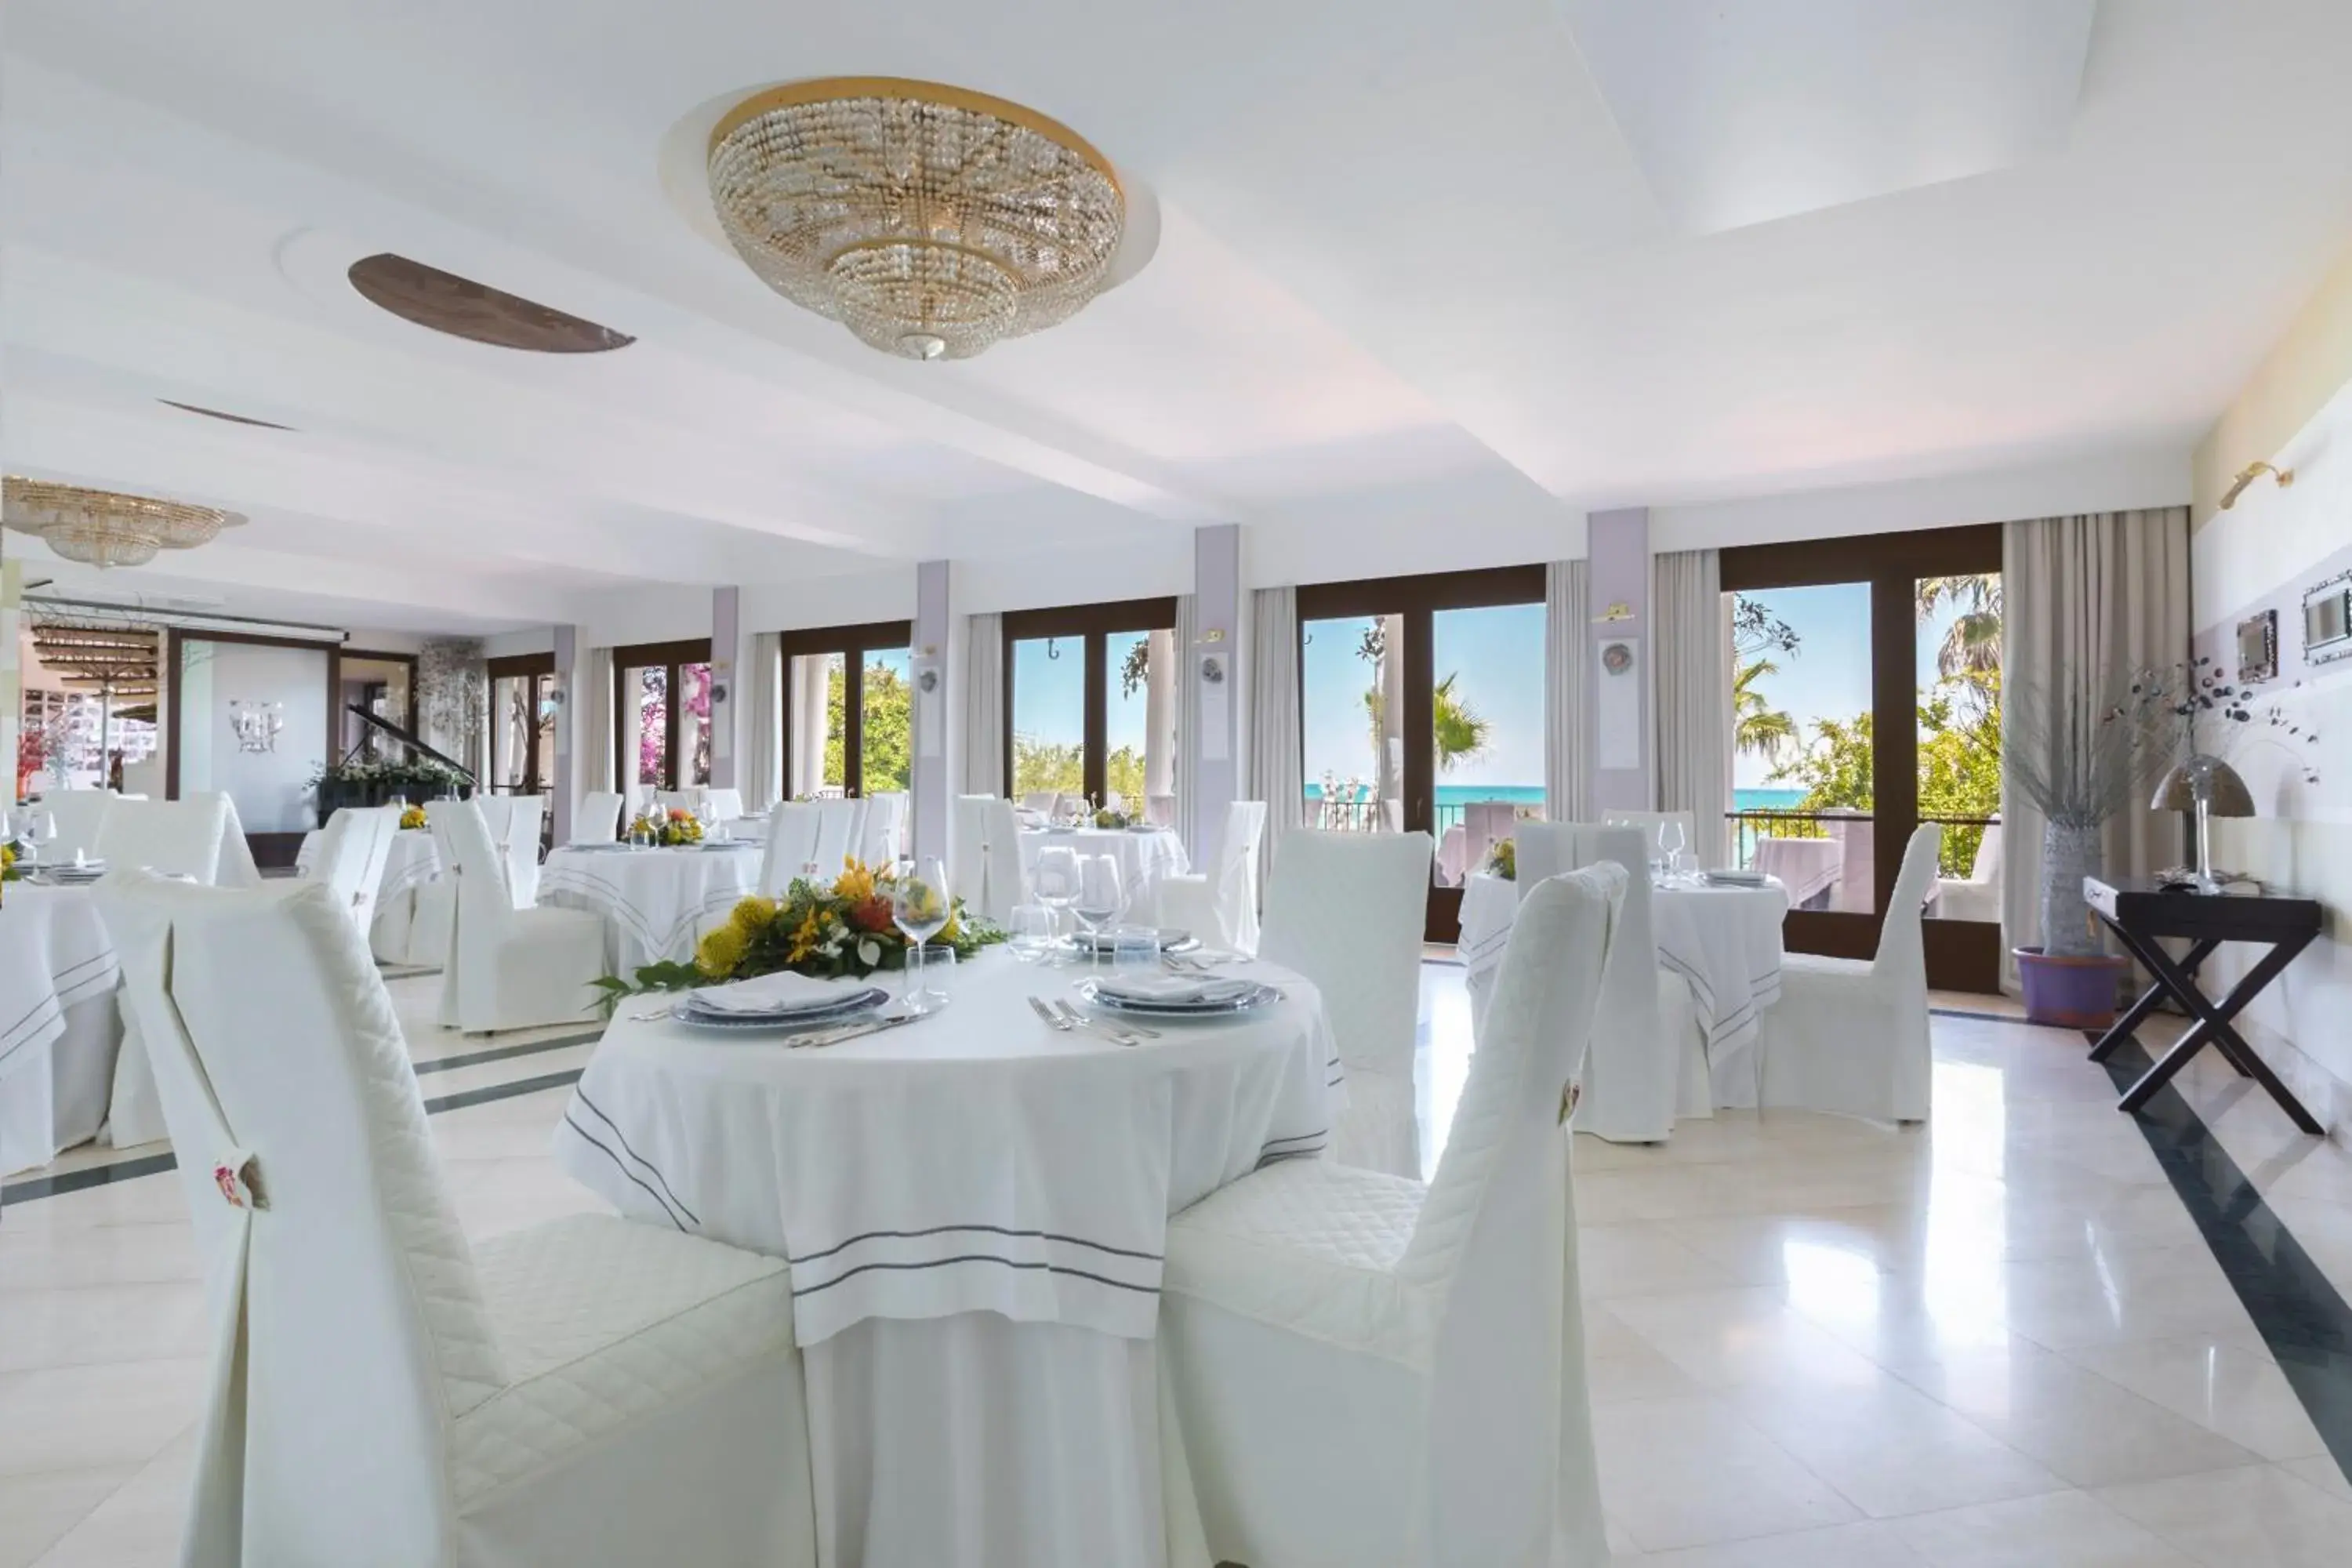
[2,477,247,569]
[707,77,1126,361]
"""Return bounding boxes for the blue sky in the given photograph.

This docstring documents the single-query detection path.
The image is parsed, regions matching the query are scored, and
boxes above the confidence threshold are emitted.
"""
[1301,604,1547,789]
[1008,630,1156,753]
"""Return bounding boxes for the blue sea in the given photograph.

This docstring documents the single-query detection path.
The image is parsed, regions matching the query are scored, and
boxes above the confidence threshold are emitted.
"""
[1301,783,1809,811]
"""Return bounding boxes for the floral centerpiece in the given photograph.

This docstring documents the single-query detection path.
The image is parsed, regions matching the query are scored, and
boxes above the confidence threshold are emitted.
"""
[1093,805,1133,829]
[592,858,1005,1005]
[1,841,18,884]
[629,808,703,847]
[398,804,429,831]
[1485,837,1515,880]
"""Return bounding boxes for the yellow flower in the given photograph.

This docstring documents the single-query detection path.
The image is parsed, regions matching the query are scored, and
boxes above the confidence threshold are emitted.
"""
[695,923,749,978]
[836,858,877,903]
[726,896,778,936]
[788,908,825,962]
[398,804,428,831]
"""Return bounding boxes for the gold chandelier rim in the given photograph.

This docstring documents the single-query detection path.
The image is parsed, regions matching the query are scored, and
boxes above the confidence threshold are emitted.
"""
[2,475,249,534]
[708,76,1123,197]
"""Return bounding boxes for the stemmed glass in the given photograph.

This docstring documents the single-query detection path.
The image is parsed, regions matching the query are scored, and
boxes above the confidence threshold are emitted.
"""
[1032,844,1080,951]
[891,855,952,1014]
[23,809,55,872]
[1071,854,1126,962]
[1658,819,1687,883]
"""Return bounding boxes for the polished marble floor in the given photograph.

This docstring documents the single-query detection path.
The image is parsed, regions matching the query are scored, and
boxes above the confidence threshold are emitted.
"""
[2,966,2349,1566]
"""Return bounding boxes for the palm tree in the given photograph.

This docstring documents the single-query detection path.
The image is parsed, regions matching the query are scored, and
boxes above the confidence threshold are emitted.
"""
[1432,673,1490,771]
[1733,656,1797,760]
[1916,574,2002,684]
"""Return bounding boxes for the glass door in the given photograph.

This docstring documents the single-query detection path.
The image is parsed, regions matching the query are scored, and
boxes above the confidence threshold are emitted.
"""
[612,639,713,804]
[1298,567,1545,940]
[487,652,557,795]
[1001,598,1180,811]
[779,620,913,806]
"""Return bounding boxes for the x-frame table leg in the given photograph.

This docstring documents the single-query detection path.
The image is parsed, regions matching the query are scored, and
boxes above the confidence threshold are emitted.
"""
[2100,916,2321,1132]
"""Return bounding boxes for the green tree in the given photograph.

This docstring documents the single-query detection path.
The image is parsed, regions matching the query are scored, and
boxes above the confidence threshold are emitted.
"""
[822,659,913,796]
[1431,672,1490,771]
[1106,746,1145,805]
[1773,698,2001,875]
[1012,736,1084,797]
[1916,574,2002,691]
[1734,656,1798,760]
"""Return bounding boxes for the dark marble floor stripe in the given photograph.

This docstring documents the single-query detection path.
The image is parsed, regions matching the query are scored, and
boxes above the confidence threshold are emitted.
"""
[1929,1007,2037,1025]
[1,1067,586,1207]
[2099,1036,2352,1484]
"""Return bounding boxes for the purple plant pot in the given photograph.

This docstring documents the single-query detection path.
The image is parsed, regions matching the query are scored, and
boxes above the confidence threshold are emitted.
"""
[2013,946,2129,1030]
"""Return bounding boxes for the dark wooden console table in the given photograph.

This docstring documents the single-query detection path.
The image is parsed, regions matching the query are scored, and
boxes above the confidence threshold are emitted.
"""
[2083,876,2324,1133]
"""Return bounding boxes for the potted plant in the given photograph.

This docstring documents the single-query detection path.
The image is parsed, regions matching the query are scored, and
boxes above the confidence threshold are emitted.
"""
[2004,678,2150,1027]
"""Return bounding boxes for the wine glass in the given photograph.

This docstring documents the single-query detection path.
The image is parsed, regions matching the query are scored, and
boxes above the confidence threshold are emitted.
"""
[25,809,56,870]
[1658,819,1687,883]
[891,855,952,1014]
[1032,844,1080,948]
[1071,854,1126,961]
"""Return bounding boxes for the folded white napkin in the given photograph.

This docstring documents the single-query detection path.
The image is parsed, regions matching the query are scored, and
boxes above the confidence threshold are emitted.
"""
[689,971,853,1014]
[1087,973,1259,1006]
[1703,869,1768,887]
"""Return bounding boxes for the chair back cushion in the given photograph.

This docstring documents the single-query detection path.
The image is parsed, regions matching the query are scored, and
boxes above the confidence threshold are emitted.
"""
[703,787,745,823]
[950,795,1025,924]
[1874,822,1944,979]
[1214,800,1269,951]
[315,806,401,932]
[578,789,626,844]
[1568,826,1669,1122]
[760,802,824,896]
[500,795,547,906]
[96,795,231,883]
[858,791,909,866]
[34,789,116,864]
[98,873,500,1557]
[1258,829,1432,1079]
[811,796,868,877]
[1512,821,1577,887]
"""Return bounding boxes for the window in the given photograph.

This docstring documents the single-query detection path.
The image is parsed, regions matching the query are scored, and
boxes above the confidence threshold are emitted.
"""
[487,652,557,795]
[1298,566,1546,940]
[780,622,913,801]
[612,639,713,797]
[1721,524,2002,991]
[1002,598,1179,817]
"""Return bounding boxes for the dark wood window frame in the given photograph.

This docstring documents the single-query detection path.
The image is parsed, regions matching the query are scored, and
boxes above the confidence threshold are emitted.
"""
[1001,597,1181,806]
[1295,564,1548,942]
[611,638,713,795]
[1720,521,2004,993]
[486,651,557,796]
[164,627,345,869]
[777,620,913,799]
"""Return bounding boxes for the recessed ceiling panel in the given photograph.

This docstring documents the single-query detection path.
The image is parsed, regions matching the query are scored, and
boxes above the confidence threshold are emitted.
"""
[1561,0,2096,234]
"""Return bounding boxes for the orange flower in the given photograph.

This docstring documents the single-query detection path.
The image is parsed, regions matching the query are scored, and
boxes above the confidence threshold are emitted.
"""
[847,893,895,934]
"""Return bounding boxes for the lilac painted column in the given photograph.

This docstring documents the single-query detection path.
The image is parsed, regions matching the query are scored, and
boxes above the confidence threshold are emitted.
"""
[912,560,951,865]
[708,586,739,791]
[1586,507,1652,814]
[551,623,577,843]
[1189,524,1241,862]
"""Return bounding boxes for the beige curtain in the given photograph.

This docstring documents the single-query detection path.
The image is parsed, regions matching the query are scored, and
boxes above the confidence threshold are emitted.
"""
[963,613,1004,796]
[745,633,782,811]
[1247,586,1301,884]
[1544,559,1592,824]
[1653,549,1730,867]
[2000,507,2192,990]
[1174,593,1199,849]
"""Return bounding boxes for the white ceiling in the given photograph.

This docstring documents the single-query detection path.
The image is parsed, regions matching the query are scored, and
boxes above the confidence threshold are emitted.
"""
[4,0,2350,633]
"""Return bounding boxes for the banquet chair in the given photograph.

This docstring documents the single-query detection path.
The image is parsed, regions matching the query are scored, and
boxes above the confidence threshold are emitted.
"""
[311,805,401,937]
[810,795,867,876]
[858,790,909,866]
[499,794,547,909]
[1018,790,1062,818]
[212,795,265,888]
[950,795,1025,924]
[1163,866,1620,1568]
[1152,800,1267,954]
[575,789,626,845]
[96,873,818,1568]
[1599,808,1697,866]
[1560,824,1689,1144]
[1755,823,1941,1123]
[655,789,699,818]
[702,786,745,826]
[95,793,233,883]
[759,802,824,896]
[431,800,606,1033]
[30,788,116,865]
[1145,793,1177,829]
[1258,829,1434,1178]
[1933,822,2002,924]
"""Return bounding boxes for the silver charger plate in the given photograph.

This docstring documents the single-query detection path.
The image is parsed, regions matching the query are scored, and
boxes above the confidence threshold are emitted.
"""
[1072,927,1197,956]
[674,985,890,1030]
[1077,978,1279,1018]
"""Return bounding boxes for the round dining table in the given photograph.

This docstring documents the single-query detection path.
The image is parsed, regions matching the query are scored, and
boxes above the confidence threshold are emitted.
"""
[554,947,1338,1568]
[1018,826,1189,906]
[1458,869,1790,1116]
[536,842,764,972]
[0,883,123,1174]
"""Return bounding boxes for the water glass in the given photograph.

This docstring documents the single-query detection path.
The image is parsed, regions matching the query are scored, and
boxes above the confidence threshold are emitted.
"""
[1657,820,1687,883]
[1072,854,1126,958]
[891,855,952,1014]
[1110,925,1159,971]
[1007,904,1057,964]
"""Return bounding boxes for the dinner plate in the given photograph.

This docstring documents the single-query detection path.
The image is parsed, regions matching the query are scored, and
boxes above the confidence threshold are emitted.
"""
[1070,927,1198,956]
[1076,978,1279,1018]
[673,985,890,1030]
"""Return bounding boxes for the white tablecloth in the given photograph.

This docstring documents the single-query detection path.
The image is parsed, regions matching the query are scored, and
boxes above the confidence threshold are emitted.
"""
[1752,837,1842,908]
[1018,827,1190,905]
[537,844,765,972]
[1459,872,1789,1105]
[556,949,1336,1568]
[0,884,123,1174]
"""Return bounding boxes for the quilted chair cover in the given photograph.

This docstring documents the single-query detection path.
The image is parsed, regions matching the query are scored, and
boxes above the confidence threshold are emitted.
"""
[1258,829,1434,1178]
[313,804,401,936]
[96,873,817,1567]
[949,795,1025,924]
[1755,822,1942,1123]
[1162,866,1621,1568]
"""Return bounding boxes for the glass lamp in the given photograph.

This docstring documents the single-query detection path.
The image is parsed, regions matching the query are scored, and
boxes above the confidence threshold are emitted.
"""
[2150,754,2254,892]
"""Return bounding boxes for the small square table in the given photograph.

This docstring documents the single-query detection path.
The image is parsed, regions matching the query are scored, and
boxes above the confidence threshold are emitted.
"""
[2083,875,2325,1133]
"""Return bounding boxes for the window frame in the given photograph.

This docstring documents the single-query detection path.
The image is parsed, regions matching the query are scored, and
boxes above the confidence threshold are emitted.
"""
[776,619,914,800]
[1000,596,1180,806]
[610,637,713,795]
[486,651,557,796]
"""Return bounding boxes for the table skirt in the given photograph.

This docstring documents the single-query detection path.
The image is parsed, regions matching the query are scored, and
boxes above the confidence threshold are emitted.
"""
[1,992,119,1175]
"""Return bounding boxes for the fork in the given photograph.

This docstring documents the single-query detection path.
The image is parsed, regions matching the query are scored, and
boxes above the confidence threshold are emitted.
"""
[1054,999,1157,1044]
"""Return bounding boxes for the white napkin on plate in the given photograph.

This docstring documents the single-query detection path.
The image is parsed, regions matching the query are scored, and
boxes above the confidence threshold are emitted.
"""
[1087,973,1259,1006]
[689,971,854,1014]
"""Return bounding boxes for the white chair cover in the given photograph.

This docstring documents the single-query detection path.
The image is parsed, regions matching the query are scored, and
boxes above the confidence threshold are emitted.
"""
[431,800,605,1033]
[950,795,1025,924]
[809,797,867,877]
[94,794,232,884]
[29,789,115,865]
[702,787,745,824]
[655,789,699,817]
[1162,866,1620,1568]
[1599,808,1697,866]
[1934,822,2002,924]
[759,802,824,897]
[1258,828,1433,1178]
[575,790,626,845]
[1563,825,1683,1144]
[312,806,401,935]
[1019,791,1060,815]
[96,873,818,1568]
[1756,823,1942,1123]
[1152,800,1267,954]
[213,795,264,888]
[500,795,546,909]
[858,790,908,866]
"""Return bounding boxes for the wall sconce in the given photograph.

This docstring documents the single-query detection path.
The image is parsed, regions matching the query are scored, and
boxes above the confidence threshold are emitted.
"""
[2220,459,2293,510]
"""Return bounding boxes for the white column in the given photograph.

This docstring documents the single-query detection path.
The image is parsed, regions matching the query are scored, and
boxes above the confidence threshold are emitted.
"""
[1587,506,1652,815]
[1,556,20,805]
[710,586,739,790]
[912,560,951,864]
[1143,628,1175,803]
[551,623,577,842]
[1186,524,1242,861]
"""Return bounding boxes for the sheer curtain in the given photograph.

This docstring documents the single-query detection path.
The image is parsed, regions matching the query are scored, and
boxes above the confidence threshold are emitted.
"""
[1544,559,1592,825]
[1653,549,1730,868]
[745,632,782,811]
[2001,507,2191,991]
[964,612,1004,796]
[578,646,613,808]
[1247,586,1301,884]
[1174,593,1199,851]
